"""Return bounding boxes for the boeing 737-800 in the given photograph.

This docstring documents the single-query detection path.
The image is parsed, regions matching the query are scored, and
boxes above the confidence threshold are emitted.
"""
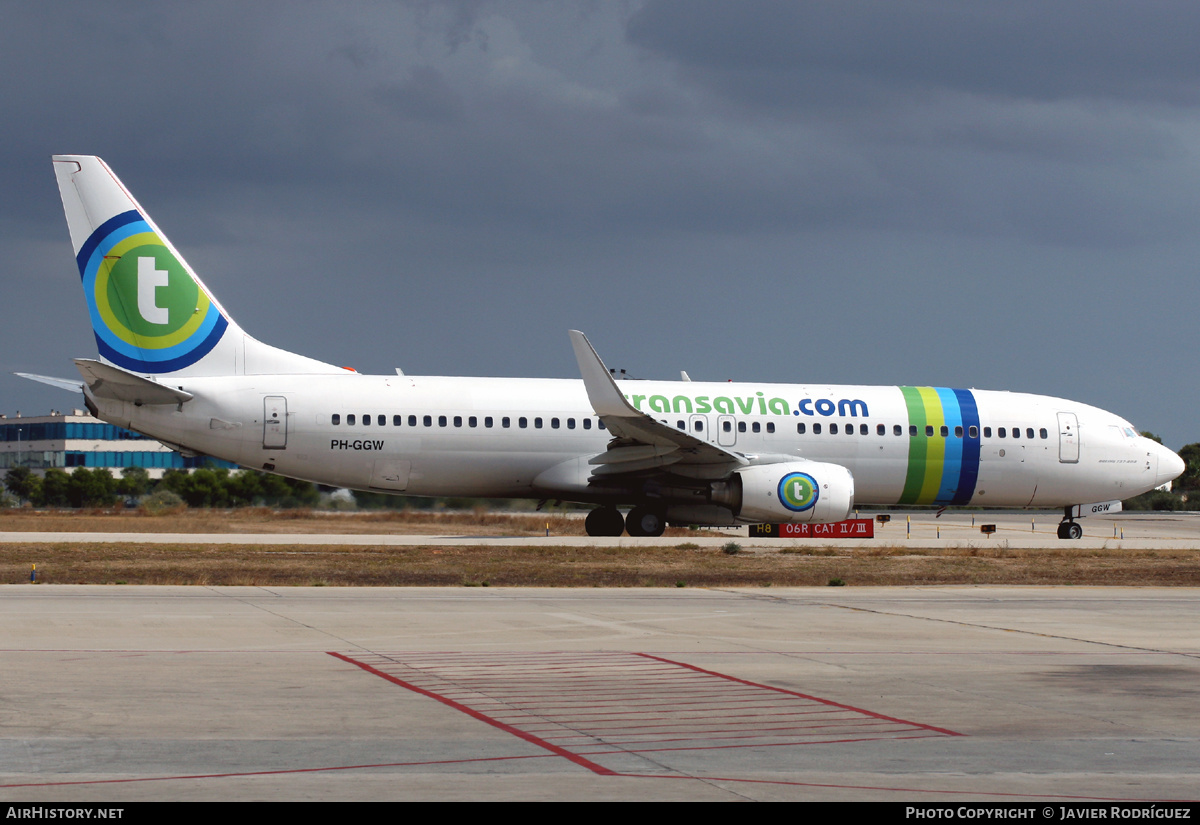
[26,155,1184,538]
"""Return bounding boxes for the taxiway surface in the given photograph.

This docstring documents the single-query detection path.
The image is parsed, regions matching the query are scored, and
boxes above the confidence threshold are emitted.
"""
[1,585,1197,801]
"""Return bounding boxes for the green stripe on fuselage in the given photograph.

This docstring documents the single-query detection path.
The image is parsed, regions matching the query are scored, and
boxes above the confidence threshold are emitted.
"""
[916,386,946,504]
[899,386,926,504]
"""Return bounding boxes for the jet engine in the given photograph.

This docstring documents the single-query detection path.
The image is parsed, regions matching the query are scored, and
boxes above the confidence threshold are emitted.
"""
[711,461,855,524]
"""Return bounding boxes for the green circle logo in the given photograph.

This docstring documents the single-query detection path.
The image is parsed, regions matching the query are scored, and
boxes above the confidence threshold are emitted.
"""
[104,245,200,337]
[778,471,819,512]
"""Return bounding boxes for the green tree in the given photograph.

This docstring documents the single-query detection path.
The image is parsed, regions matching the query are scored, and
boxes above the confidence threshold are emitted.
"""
[177,467,231,508]
[40,468,71,507]
[117,466,153,500]
[67,468,117,508]
[4,466,41,505]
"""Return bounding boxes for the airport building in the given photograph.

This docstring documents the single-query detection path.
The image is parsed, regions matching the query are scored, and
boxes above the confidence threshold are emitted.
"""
[0,410,235,480]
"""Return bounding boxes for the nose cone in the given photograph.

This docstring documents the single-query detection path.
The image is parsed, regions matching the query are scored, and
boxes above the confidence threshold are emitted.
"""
[1156,443,1186,488]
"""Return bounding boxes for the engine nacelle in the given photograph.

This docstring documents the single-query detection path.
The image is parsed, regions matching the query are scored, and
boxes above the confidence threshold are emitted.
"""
[712,461,855,524]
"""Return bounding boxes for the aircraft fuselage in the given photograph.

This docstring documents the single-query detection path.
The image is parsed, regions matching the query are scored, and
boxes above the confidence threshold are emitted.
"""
[89,373,1175,518]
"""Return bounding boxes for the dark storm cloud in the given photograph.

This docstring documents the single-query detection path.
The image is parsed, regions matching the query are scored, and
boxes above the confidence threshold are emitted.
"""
[627,0,1200,107]
[0,1,1197,446]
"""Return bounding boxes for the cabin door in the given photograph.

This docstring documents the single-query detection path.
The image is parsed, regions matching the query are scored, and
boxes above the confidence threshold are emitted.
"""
[263,396,287,449]
[1057,412,1079,463]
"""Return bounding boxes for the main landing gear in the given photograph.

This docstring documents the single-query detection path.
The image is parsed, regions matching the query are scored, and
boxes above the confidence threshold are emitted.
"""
[584,506,666,537]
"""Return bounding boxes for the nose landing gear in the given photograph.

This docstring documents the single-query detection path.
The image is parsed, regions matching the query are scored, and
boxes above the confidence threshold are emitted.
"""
[1057,514,1083,540]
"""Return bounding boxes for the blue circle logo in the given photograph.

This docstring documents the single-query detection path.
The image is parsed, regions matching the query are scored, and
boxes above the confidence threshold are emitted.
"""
[778,471,819,512]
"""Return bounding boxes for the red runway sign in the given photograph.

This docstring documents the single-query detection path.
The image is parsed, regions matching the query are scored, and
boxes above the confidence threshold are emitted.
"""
[750,519,875,538]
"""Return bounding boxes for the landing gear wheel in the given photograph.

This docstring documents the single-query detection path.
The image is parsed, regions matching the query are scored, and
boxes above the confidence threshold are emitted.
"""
[1057,521,1083,540]
[585,507,625,537]
[626,506,666,538]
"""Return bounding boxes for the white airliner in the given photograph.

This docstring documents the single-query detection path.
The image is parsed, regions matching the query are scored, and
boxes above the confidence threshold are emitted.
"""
[27,155,1183,538]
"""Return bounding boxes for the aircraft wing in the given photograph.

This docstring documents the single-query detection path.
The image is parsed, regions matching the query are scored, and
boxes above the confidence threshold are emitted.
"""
[569,331,748,480]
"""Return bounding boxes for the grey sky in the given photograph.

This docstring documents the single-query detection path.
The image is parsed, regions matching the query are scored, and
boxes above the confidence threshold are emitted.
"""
[1,1,1196,448]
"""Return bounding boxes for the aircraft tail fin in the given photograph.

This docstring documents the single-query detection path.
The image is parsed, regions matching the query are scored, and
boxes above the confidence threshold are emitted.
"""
[52,155,342,378]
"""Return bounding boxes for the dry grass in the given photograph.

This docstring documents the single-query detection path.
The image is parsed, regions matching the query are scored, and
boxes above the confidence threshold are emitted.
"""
[2,509,1198,586]
[0,507,634,536]
[2,541,1198,587]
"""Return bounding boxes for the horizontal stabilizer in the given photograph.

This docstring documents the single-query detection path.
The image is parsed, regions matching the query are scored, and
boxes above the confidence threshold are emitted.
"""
[74,359,194,405]
[14,372,85,393]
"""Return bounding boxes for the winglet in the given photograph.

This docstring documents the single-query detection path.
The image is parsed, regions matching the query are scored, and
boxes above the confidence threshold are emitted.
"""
[569,330,638,418]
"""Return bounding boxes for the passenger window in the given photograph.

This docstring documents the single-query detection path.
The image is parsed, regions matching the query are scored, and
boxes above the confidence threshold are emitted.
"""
[583,419,591,430]
[439,415,447,427]
[814,423,822,434]
[378,415,385,426]
[998,427,1006,438]
[598,420,606,430]
[362,414,370,426]
[752,422,761,433]
[423,415,432,427]
[409,415,417,427]
[551,418,560,429]
[1040,428,1048,439]
[393,415,402,426]
[877,424,885,436]
[831,423,839,435]
[735,421,744,433]
[860,424,868,435]
[925,425,933,437]
[694,420,703,432]
[485,417,493,428]
[1027,428,1035,439]
[469,416,477,427]
[910,425,918,437]
[954,426,963,438]
[332,414,340,425]
[567,418,575,429]
[452,416,461,427]
[502,417,511,428]
[797,423,806,435]
[677,420,685,430]
[519,417,528,429]
[968,426,977,438]
[1012,427,1020,439]
[983,427,991,438]
[348,414,356,425]
[766,422,775,434]
[535,418,543,429]
[939,426,948,437]
[894,424,902,436]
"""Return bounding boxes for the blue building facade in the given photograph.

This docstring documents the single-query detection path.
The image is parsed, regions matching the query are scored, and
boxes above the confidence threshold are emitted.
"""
[0,410,235,477]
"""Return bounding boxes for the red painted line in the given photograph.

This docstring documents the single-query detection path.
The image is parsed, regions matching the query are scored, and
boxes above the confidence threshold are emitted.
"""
[0,753,551,789]
[327,651,617,775]
[578,732,953,754]
[540,721,914,744]
[635,652,963,736]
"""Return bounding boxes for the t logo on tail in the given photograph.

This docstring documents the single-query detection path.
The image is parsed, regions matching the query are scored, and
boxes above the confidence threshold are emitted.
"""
[137,256,170,325]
